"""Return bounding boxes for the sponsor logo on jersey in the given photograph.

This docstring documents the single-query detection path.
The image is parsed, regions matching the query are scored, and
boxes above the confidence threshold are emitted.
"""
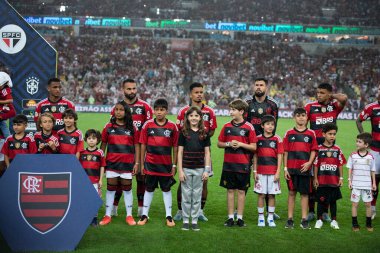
[316,116,334,125]
[320,164,337,171]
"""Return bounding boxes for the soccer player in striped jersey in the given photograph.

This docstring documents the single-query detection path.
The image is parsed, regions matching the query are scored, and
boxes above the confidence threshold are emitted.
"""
[253,115,283,227]
[34,113,59,154]
[137,99,178,227]
[57,109,84,158]
[356,85,380,220]
[79,129,105,227]
[99,102,140,226]
[174,82,217,222]
[313,123,346,230]
[283,108,318,229]
[34,78,75,133]
[218,99,257,227]
[347,133,377,232]
[1,115,37,167]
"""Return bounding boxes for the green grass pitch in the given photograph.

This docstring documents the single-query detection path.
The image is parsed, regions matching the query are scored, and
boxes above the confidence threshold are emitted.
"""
[0,113,378,253]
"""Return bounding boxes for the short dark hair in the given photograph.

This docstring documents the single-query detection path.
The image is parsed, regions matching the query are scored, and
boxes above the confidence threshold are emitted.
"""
[48,78,61,85]
[62,108,78,121]
[254,77,268,85]
[261,115,276,125]
[153,98,168,110]
[229,99,248,113]
[357,132,372,146]
[189,82,203,92]
[85,129,101,144]
[293,107,307,116]
[318,83,333,92]
[122,78,136,86]
[322,123,338,133]
[13,114,28,124]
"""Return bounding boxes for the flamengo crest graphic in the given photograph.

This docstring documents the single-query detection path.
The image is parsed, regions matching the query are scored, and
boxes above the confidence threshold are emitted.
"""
[18,172,71,234]
[0,24,27,54]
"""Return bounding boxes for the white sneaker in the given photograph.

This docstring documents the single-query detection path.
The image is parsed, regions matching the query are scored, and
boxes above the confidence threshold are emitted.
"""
[330,220,340,230]
[268,219,276,227]
[258,217,265,227]
[371,210,376,220]
[314,219,323,229]
[111,205,118,217]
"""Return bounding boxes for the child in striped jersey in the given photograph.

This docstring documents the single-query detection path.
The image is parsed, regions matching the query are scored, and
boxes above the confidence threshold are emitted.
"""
[34,113,59,154]
[253,115,283,227]
[313,123,346,230]
[347,132,377,232]
[57,109,84,158]
[79,129,105,227]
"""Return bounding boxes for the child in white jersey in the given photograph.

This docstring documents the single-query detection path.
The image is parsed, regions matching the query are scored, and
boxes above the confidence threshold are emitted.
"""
[347,132,377,232]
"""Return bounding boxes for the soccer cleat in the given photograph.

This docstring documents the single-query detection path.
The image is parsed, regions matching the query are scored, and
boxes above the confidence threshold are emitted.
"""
[99,215,111,226]
[224,218,234,227]
[111,205,118,217]
[366,225,374,232]
[173,210,183,221]
[273,213,281,220]
[314,219,323,229]
[236,219,246,227]
[166,216,175,227]
[258,218,265,227]
[285,219,294,229]
[126,215,136,226]
[352,225,360,232]
[268,220,276,227]
[182,223,190,231]
[198,210,209,222]
[330,220,339,230]
[191,223,200,231]
[306,212,315,222]
[371,210,376,220]
[322,212,332,222]
[300,219,311,229]
[137,215,148,226]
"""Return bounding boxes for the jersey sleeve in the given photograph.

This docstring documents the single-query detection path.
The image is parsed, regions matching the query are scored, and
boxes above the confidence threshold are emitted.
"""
[346,154,353,169]
[101,125,109,144]
[100,151,106,167]
[304,103,311,119]
[218,125,226,142]
[371,156,376,172]
[283,131,289,152]
[339,149,347,166]
[310,131,318,151]
[249,128,258,143]
[1,138,9,156]
[29,137,38,154]
[145,104,153,121]
[34,102,42,123]
[172,124,179,147]
[358,106,370,121]
[176,110,185,130]
[209,109,217,130]
[139,122,149,144]
[276,136,284,154]
[0,104,16,120]
[178,132,186,147]
[77,131,85,153]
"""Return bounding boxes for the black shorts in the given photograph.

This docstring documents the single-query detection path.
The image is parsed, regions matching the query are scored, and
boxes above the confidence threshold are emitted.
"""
[316,187,342,204]
[287,174,311,195]
[145,175,176,191]
[219,171,250,191]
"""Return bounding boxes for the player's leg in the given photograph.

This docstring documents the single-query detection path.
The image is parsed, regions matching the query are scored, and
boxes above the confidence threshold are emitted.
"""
[300,194,310,229]
[137,175,156,225]
[371,174,380,219]
[121,177,136,225]
[198,181,208,221]
[351,188,360,231]
[181,168,192,230]
[136,174,146,217]
[365,201,373,231]
[236,189,246,227]
[100,177,118,225]
[190,168,203,231]
[112,178,122,216]
[257,193,265,226]
[227,189,235,222]
[173,184,182,221]
[161,176,176,227]
[267,195,276,227]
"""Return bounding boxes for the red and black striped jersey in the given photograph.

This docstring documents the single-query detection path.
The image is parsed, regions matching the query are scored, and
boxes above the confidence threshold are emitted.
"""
[57,128,84,155]
[256,134,284,175]
[218,120,257,174]
[304,100,343,144]
[34,97,75,132]
[101,122,139,173]
[176,104,217,132]
[359,101,380,151]
[111,98,153,131]
[245,96,279,136]
[33,131,60,154]
[1,134,37,160]
[79,148,106,184]
[139,119,179,176]
[0,86,12,100]
[314,144,346,187]
[283,128,318,176]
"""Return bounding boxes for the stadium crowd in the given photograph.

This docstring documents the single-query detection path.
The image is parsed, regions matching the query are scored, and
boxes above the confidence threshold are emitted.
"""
[50,35,379,111]
[9,0,380,26]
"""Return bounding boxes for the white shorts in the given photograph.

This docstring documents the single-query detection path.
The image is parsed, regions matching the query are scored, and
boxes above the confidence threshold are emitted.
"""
[254,174,281,195]
[351,188,373,203]
[93,183,102,197]
[0,139,4,162]
[106,170,132,180]
[369,149,380,175]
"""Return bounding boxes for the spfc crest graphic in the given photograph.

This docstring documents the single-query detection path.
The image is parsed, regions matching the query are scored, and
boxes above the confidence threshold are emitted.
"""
[18,172,71,234]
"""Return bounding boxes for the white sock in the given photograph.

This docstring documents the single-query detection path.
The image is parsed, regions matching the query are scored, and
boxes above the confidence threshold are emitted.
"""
[123,190,133,217]
[228,214,234,219]
[258,207,265,220]
[163,191,172,217]
[268,206,275,221]
[105,191,116,217]
[142,191,154,216]
[372,206,376,212]
[237,215,243,220]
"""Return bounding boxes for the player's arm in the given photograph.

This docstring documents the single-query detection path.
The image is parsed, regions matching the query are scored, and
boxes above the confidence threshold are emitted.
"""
[372,171,377,191]
[348,168,353,189]
[301,150,316,173]
[75,151,80,159]
[231,140,256,152]
[202,146,210,181]
[313,165,319,188]
[283,151,290,180]
[0,99,13,104]
[275,153,282,182]
[208,129,215,137]
[252,153,258,181]
[100,142,107,153]
[99,166,105,188]
[172,146,178,176]
[338,165,343,187]
[177,146,185,182]
[355,117,364,133]
[4,155,9,168]
[140,144,146,175]
[331,93,348,108]
[133,143,140,176]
